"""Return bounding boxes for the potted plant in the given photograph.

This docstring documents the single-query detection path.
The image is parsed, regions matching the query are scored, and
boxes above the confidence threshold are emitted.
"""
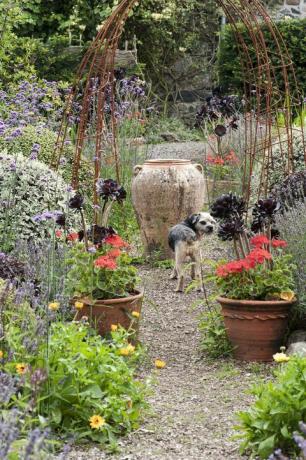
[65,179,143,337]
[210,194,297,362]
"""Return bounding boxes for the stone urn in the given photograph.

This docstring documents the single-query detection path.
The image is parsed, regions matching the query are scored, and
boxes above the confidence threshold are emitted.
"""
[132,159,206,258]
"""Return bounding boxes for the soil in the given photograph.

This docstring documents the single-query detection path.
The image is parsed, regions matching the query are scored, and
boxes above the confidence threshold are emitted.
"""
[66,235,272,460]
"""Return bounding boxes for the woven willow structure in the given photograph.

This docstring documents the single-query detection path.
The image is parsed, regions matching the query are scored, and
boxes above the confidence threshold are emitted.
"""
[53,0,305,219]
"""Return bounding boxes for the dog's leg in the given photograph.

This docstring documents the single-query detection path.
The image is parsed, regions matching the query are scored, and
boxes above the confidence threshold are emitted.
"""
[190,263,196,280]
[194,251,203,292]
[170,266,178,279]
[175,243,185,292]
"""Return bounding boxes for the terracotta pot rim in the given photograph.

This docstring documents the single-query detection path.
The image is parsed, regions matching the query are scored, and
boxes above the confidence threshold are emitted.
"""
[144,159,191,166]
[217,296,296,307]
[82,289,144,306]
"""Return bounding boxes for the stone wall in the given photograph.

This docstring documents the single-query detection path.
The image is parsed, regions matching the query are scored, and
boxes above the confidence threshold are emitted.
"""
[276,0,306,18]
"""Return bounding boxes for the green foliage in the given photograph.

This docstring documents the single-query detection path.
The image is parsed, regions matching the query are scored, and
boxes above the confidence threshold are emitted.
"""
[66,242,139,300]
[145,116,202,143]
[3,320,147,447]
[215,253,296,301]
[199,307,233,359]
[0,152,79,251]
[218,18,306,95]
[0,125,93,193]
[237,356,306,459]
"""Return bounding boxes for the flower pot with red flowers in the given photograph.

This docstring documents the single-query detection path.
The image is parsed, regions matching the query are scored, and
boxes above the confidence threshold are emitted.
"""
[211,194,296,362]
[66,179,143,337]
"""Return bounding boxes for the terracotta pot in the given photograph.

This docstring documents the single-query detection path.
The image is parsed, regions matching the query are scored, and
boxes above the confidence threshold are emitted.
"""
[132,159,206,258]
[218,297,295,362]
[204,178,240,206]
[75,290,143,338]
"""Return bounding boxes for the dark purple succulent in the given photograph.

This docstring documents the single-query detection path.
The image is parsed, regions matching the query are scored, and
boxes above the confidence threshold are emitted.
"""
[86,225,116,245]
[68,193,84,210]
[210,193,246,219]
[96,178,126,202]
[228,116,239,130]
[214,124,227,137]
[253,198,281,218]
[55,212,66,227]
[218,217,245,241]
[271,171,306,209]
[0,253,25,281]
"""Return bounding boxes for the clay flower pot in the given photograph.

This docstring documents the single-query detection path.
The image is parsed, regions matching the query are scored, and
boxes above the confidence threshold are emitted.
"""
[132,159,206,258]
[217,297,295,362]
[75,290,143,338]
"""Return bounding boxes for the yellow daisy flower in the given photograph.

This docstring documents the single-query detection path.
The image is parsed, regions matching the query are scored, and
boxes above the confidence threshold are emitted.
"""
[155,359,166,369]
[16,363,28,375]
[111,324,118,332]
[273,352,290,363]
[131,311,140,318]
[120,344,135,356]
[48,301,60,311]
[74,301,84,310]
[89,415,106,429]
[0,350,3,359]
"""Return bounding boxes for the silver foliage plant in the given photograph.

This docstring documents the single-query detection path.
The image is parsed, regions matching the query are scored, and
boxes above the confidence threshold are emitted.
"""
[275,198,306,319]
[270,128,306,189]
[0,151,79,248]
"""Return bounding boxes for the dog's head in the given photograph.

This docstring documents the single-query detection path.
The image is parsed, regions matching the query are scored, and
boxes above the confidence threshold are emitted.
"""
[186,212,216,236]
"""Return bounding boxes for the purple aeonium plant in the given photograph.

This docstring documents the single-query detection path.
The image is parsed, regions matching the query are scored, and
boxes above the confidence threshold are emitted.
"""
[96,178,126,202]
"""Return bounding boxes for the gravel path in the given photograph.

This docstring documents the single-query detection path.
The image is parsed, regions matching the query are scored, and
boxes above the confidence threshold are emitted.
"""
[66,236,271,460]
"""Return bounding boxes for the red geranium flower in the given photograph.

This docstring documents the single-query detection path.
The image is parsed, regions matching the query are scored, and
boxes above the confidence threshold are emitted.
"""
[272,239,287,248]
[105,235,129,248]
[248,248,272,264]
[55,230,62,238]
[67,232,79,242]
[250,234,270,248]
[107,248,122,258]
[216,265,229,277]
[94,256,117,270]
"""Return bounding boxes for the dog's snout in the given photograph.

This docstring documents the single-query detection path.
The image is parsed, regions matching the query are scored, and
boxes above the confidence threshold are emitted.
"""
[207,225,214,232]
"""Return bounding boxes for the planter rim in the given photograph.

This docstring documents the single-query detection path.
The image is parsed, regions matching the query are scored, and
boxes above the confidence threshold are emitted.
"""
[144,159,191,166]
[217,296,296,307]
[82,289,144,306]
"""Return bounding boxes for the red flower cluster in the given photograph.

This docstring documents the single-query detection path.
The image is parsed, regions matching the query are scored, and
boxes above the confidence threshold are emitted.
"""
[105,234,129,248]
[67,232,79,242]
[206,150,238,166]
[225,150,239,163]
[207,155,225,166]
[216,247,272,278]
[94,247,122,270]
[272,239,287,248]
[94,256,117,270]
[250,234,269,248]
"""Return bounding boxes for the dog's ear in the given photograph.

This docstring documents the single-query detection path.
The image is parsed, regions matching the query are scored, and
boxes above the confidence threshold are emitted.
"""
[186,213,200,227]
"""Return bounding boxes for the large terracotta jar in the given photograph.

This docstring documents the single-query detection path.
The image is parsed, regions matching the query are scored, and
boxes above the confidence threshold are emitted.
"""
[132,159,206,258]
[218,297,295,362]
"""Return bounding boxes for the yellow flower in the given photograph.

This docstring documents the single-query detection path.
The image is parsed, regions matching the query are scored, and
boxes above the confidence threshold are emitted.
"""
[131,311,140,318]
[48,301,60,311]
[111,324,118,332]
[280,291,296,302]
[89,415,106,429]
[273,352,290,363]
[155,359,166,369]
[16,363,28,375]
[0,350,3,359]
[74,301,84,310]
[120,344,135,356]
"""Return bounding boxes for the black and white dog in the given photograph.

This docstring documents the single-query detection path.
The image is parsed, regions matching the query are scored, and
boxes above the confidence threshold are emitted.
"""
[168,212,216,292]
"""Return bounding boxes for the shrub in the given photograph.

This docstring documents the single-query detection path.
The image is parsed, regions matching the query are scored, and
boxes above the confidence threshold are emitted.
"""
[0,151,79,251]
[218,18,306,95]
[237,356,306,459]
[0,125,92,191]
[4,321,148,446]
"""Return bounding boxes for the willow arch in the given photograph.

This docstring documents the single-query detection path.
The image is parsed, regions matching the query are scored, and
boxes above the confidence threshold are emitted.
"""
[53,0,306,219]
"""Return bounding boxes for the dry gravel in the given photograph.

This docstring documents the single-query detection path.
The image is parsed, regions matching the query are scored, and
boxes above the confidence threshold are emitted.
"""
[66,236,271,460]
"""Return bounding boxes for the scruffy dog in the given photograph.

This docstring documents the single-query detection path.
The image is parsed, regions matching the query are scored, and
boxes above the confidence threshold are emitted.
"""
[168,212,216,292]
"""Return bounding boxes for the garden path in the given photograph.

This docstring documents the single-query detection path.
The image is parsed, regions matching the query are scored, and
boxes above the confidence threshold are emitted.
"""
[67,236,270,460]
